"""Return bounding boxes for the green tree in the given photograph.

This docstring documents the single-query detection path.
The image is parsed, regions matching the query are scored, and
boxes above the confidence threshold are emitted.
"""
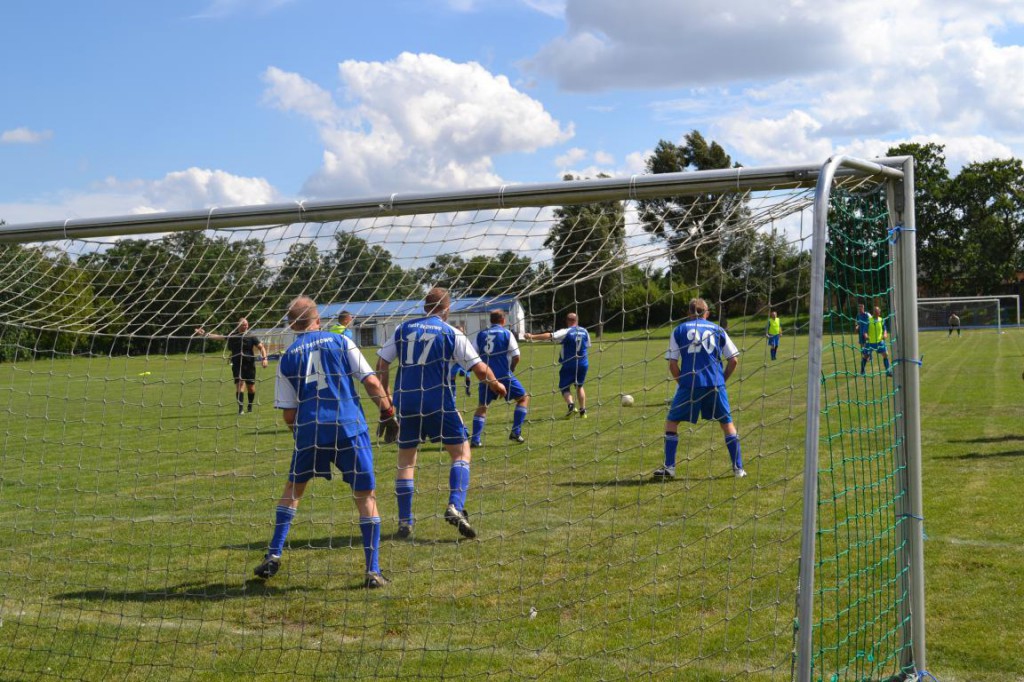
[421,251,533,298]
[544,174,627,334]
[638,131,750,312]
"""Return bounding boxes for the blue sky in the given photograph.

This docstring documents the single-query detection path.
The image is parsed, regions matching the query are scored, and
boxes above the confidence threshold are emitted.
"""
[2,0,1023,224]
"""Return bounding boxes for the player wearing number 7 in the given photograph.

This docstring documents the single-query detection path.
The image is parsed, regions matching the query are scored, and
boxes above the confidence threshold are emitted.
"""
[376,287,507,540]
[653,298,746,480]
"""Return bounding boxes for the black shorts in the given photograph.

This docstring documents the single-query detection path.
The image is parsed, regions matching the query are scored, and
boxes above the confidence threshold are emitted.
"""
[232,361,256,384]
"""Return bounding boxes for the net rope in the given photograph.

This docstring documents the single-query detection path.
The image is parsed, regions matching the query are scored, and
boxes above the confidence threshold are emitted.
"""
[0,172,909,680]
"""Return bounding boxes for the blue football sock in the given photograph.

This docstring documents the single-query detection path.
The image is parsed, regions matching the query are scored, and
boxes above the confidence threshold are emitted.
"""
[268,505,296,557]
[664,432,679,469]
[883,357,891,371]
[726,433,742,470]
[448,460,471,510]
[512,406,527,435]
[861,355,868,373]
[395,478,415,526]
[472,416,485,443]
[359,516,381,573]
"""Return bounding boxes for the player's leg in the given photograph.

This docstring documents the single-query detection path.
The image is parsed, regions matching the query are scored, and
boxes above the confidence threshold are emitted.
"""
[654,418,681,479]
[234,376,245,414]
[442,440,476,539]
[395,447,418,538]
[575,365,589,418]
[720,421,746,477]
[860,347,870,375]
[245,380,256,412]
[559,364,577,417]
[255,478,308,579]
[710,388,744,477]
[471,383,490,447]
[338,432,385,587]
[881,349,892,376]
[506,378,528,443]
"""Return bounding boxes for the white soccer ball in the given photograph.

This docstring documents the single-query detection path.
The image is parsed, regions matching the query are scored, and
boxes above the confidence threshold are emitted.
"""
[620,394,635,407]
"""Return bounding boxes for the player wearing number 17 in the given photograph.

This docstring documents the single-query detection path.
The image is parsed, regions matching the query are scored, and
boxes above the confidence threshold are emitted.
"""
[376,287,507,540]
[653,298,746,480]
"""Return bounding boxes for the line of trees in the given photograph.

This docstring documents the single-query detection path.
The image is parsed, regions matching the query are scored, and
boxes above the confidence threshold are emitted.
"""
[2,135,1021,362]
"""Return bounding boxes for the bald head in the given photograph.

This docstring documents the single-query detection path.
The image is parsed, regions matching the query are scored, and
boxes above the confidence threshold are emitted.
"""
[424,287,451,317]
[236,318,250,333]
[566,312,578,326]
[287,296,319,331]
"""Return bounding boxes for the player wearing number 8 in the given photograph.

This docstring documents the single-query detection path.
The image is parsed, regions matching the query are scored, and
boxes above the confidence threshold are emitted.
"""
[653,298,746,480]
[470,309,530,447]
[376,287,506,540]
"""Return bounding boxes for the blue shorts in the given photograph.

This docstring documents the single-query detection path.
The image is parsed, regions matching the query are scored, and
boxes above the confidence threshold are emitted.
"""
[667,385,732,424]
[289,429,375,489]
[397,409,469,448]
[559,362,588,392]
[767,334,780,348]
[862,342,887,355]
[479,376,527,406]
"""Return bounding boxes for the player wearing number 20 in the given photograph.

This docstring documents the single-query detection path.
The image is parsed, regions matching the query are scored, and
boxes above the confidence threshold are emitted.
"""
[376,287,506,540]
[653,298,746,480]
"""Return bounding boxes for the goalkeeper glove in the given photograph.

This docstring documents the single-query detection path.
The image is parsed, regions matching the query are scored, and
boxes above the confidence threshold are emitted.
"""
[377,406,399,444]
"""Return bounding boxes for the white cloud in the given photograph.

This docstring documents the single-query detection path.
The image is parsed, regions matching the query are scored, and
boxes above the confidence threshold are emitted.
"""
[530,0,1024,168]
[443,0,565,16]
[263,52,573,197]
[554,147,588,168]
[0,168,279,225]
[1,127,53,144]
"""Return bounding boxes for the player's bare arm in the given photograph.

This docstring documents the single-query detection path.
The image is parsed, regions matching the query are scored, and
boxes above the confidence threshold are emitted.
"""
[723,356,738,382]
[281,408,297,434]
[668,359,681,383]
[257,342,269,367]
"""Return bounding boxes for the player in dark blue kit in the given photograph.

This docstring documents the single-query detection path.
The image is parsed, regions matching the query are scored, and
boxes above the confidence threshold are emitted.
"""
[254,296,397,588]
[856,303,871,347]
[376,288,506,540]
[526,312,590,419]
[470,309,530,446]
[653,298,746,480]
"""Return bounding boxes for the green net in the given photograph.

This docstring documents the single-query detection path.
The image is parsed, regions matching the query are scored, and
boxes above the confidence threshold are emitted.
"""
[813,186,914,681]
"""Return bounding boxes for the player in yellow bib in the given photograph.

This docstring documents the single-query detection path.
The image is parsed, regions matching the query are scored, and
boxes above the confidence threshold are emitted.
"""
[860,306,892,377]
[765,311,781,361]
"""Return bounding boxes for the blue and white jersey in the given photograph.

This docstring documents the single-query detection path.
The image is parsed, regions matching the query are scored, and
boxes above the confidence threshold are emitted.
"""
[377,316,481,416]
[274,331,375,448]
[475,325,520,380]
[552,326,590,365]
[856,311,871,338]
[666,318,740,388]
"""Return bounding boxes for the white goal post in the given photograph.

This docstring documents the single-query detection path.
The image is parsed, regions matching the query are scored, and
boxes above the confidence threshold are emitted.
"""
[0,156,925,682]
[918,295,1020,331]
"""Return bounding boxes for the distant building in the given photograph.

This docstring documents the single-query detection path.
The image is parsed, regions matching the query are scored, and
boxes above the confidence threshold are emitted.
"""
[257,295,526,356]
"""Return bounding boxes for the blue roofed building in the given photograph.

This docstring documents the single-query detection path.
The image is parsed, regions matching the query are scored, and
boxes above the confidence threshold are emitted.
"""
[257,295,525,355]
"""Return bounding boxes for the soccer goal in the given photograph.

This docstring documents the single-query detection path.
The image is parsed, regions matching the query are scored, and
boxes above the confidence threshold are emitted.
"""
[0,156,925,681]
[918,295,1021,332]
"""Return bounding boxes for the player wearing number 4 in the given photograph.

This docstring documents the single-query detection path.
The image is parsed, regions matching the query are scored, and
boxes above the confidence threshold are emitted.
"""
[525,312,590,419]
[653,298,746,480]
[255,296,397,588]
[376,287,507,540]
[471,309,530,447]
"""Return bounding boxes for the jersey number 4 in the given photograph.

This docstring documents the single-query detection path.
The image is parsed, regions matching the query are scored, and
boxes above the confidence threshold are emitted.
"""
[404,332,438,365]
[305,350,328,390]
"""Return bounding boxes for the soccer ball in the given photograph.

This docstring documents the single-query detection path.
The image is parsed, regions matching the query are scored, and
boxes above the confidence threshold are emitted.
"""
[620,394,635,407]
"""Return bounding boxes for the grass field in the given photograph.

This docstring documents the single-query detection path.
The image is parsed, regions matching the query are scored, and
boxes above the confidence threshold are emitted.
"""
[1,328,1022,681]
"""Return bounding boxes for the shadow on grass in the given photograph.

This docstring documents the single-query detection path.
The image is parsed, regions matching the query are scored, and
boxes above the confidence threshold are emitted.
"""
[54,579,308,603]
[556,474,734,488]
[952,450,1024,459]
[949,434,1024,444]
[224,534,462,551]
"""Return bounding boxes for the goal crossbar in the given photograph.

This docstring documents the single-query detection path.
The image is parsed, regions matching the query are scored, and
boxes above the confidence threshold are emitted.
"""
[0,159,907,244]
